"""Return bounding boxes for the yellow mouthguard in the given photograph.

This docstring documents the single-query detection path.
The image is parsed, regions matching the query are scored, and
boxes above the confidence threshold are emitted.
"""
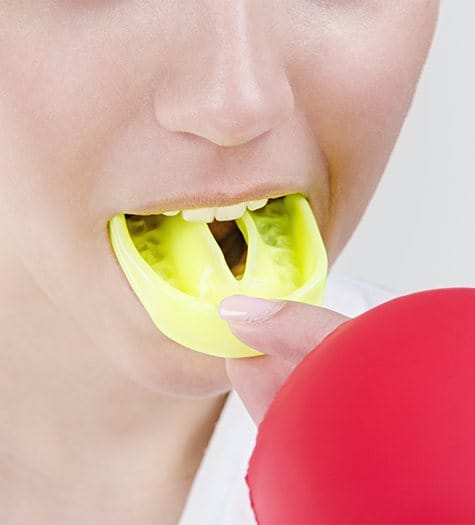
[107,193,328,358]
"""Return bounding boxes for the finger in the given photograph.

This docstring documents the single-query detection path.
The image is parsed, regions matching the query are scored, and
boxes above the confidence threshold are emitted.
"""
[219,295,350,366]
[225,354,295,427]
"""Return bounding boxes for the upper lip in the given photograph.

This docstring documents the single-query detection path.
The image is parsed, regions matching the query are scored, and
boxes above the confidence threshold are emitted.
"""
[125,183,310,215]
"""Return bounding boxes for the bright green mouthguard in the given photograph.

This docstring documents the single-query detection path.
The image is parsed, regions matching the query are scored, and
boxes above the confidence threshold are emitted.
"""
[107,193,328,358]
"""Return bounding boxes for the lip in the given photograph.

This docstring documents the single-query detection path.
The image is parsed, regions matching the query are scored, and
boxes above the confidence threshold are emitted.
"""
[125,182,314,216]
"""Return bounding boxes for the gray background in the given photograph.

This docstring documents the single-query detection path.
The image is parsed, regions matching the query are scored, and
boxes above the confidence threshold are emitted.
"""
[333,0,474,294]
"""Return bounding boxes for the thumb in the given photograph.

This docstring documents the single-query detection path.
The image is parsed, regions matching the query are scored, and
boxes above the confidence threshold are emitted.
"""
[219,295,350,427]
[219,295,350,365]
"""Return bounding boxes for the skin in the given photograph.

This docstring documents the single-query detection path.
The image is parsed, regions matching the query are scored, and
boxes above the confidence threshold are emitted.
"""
[0,1,439,523]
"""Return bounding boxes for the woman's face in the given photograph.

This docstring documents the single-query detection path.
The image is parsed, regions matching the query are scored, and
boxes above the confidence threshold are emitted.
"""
[0,1,439,396]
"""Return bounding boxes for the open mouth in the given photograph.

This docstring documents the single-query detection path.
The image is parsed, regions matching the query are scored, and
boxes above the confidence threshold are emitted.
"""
[121,195,311,293]
[125,209,250,280]
[107,193,328,358]
[207,220,248,279]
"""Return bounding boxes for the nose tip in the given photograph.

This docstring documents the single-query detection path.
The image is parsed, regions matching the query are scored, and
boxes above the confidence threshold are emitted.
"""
[156,79,295,148]
[195,83,294,147]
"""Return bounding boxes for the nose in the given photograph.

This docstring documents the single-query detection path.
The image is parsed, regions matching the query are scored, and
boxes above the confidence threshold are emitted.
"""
[153,2,295,148]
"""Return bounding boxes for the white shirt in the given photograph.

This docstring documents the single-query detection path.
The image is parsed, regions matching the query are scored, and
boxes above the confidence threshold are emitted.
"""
[178,271,400,525]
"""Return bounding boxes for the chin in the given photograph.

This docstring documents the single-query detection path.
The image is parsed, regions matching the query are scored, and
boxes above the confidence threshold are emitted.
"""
[105,331,233,398]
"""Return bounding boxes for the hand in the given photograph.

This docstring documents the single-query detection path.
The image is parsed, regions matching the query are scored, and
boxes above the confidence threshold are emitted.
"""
[219,295,350,427]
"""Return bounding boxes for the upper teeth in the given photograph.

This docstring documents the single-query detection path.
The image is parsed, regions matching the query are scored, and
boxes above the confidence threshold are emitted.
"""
[163,198,268,222]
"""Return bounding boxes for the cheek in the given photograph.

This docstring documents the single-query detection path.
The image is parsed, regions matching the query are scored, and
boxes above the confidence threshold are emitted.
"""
[0,6,144,230]
[287,1,438,256]
[0,10,229,396]
[0,8,139,307]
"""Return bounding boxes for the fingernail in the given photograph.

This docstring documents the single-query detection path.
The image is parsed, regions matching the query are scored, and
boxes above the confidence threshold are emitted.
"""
[218,295,285,323]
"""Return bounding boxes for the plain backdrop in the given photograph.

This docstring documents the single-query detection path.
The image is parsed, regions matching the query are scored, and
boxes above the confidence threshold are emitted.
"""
[332,0,474,294]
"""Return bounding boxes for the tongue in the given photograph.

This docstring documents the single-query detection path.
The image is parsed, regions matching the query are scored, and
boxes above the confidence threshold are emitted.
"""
[208,220,236,242]
[207,221,247,277]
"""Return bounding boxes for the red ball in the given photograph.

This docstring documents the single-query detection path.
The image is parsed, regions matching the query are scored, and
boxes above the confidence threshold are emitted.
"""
[246,288,475,524]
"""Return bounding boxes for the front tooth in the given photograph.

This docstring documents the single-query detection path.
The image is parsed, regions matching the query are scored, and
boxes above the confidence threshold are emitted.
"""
[214,202,247,221]
[247,198,268,211]
[182,207,215,223]
[163,210,180,216]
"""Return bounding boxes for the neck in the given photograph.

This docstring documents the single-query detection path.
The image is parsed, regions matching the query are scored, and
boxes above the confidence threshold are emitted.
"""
[0,250,229,520]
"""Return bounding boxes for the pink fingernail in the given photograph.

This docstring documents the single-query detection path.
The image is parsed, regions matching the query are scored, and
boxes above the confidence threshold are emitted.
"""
[218,295,285,323]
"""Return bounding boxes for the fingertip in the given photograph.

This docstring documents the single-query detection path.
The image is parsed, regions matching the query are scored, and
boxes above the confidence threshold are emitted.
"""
[218,295,285,323]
